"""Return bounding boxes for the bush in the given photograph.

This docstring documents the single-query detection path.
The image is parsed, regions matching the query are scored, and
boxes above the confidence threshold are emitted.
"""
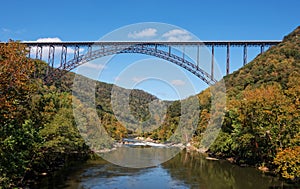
[273,146,300,181]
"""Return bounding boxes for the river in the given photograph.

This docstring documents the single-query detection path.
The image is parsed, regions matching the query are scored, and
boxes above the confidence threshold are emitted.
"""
[33,144,298,189]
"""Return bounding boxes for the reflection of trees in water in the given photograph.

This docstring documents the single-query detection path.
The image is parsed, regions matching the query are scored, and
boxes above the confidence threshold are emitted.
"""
[101,146,180,168]
[161,150,286,189]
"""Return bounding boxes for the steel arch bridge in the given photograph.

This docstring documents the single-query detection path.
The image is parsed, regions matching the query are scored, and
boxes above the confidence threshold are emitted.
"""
[2,41,281,85]
[54,43,217,85]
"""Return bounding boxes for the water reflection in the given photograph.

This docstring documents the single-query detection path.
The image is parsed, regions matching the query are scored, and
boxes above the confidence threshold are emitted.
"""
[100,146,180,168]
[35,150,299,189]
[162,150,294,189]
[78,165,188,189]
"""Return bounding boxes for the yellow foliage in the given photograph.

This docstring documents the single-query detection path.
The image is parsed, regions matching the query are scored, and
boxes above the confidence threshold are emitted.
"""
[273,146,300,180]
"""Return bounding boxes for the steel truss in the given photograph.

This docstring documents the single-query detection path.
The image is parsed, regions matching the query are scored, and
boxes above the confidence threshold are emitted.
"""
[4,40,280,85]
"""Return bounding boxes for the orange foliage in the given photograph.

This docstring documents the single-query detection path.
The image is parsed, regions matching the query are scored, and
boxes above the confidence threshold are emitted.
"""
[0,42,35,120]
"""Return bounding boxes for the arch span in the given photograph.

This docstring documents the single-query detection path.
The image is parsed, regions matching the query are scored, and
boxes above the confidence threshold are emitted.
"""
[48,44,217,85]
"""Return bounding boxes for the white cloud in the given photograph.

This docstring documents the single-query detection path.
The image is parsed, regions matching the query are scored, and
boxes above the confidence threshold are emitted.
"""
[171,79,185,86]
[128,28,157,39]
[36,37,62,42]
[24,37,62,43]
[83,62,106,70]
[162,29,192,41]
[162,29,188,37]
[132,77,145,83]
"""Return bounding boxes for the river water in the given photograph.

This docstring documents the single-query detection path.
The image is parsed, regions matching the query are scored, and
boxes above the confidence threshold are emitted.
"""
[35,146,298,189]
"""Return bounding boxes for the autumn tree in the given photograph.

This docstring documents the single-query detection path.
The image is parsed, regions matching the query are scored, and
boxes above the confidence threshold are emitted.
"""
[0,42,41,187]
[0,42,35,122]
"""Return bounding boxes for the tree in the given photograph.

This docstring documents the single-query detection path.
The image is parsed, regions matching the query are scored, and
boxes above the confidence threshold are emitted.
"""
[0,42,35,122]
[0,42,40,187]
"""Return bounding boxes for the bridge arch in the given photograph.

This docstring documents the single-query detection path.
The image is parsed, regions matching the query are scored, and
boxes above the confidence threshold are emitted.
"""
[51,44,217,86]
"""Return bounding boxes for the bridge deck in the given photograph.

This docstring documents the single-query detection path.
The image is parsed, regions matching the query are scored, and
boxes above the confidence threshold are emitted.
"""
[0,40,281,47]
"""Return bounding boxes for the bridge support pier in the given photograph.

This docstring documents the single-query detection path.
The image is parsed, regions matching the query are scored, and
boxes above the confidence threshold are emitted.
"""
[74,45,80,62]
[88,45,92,56]
[182,46,185,61]
[197,45,200,68]
[48,45,55,68]
[226,43,230,75]
[61,45,67,68]
[35,45,42,60]
[27,46,31,58]
[261,44,265,54]
[243,44,247,66]
[211,44,214,80]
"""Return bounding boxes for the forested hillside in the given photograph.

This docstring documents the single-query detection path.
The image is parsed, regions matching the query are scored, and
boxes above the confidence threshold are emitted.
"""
[197,26,300,181]
[0,42,162,187]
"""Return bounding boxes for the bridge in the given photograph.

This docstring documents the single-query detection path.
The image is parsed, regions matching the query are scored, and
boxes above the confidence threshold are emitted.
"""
[8,40,282,85]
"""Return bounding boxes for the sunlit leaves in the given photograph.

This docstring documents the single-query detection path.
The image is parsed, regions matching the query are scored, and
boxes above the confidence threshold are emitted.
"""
[0,42,35,121]
[274,147,300,180]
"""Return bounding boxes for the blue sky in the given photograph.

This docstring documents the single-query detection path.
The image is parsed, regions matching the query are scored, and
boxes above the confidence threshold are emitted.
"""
[1,0,299,100]
[1,0,299,41]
